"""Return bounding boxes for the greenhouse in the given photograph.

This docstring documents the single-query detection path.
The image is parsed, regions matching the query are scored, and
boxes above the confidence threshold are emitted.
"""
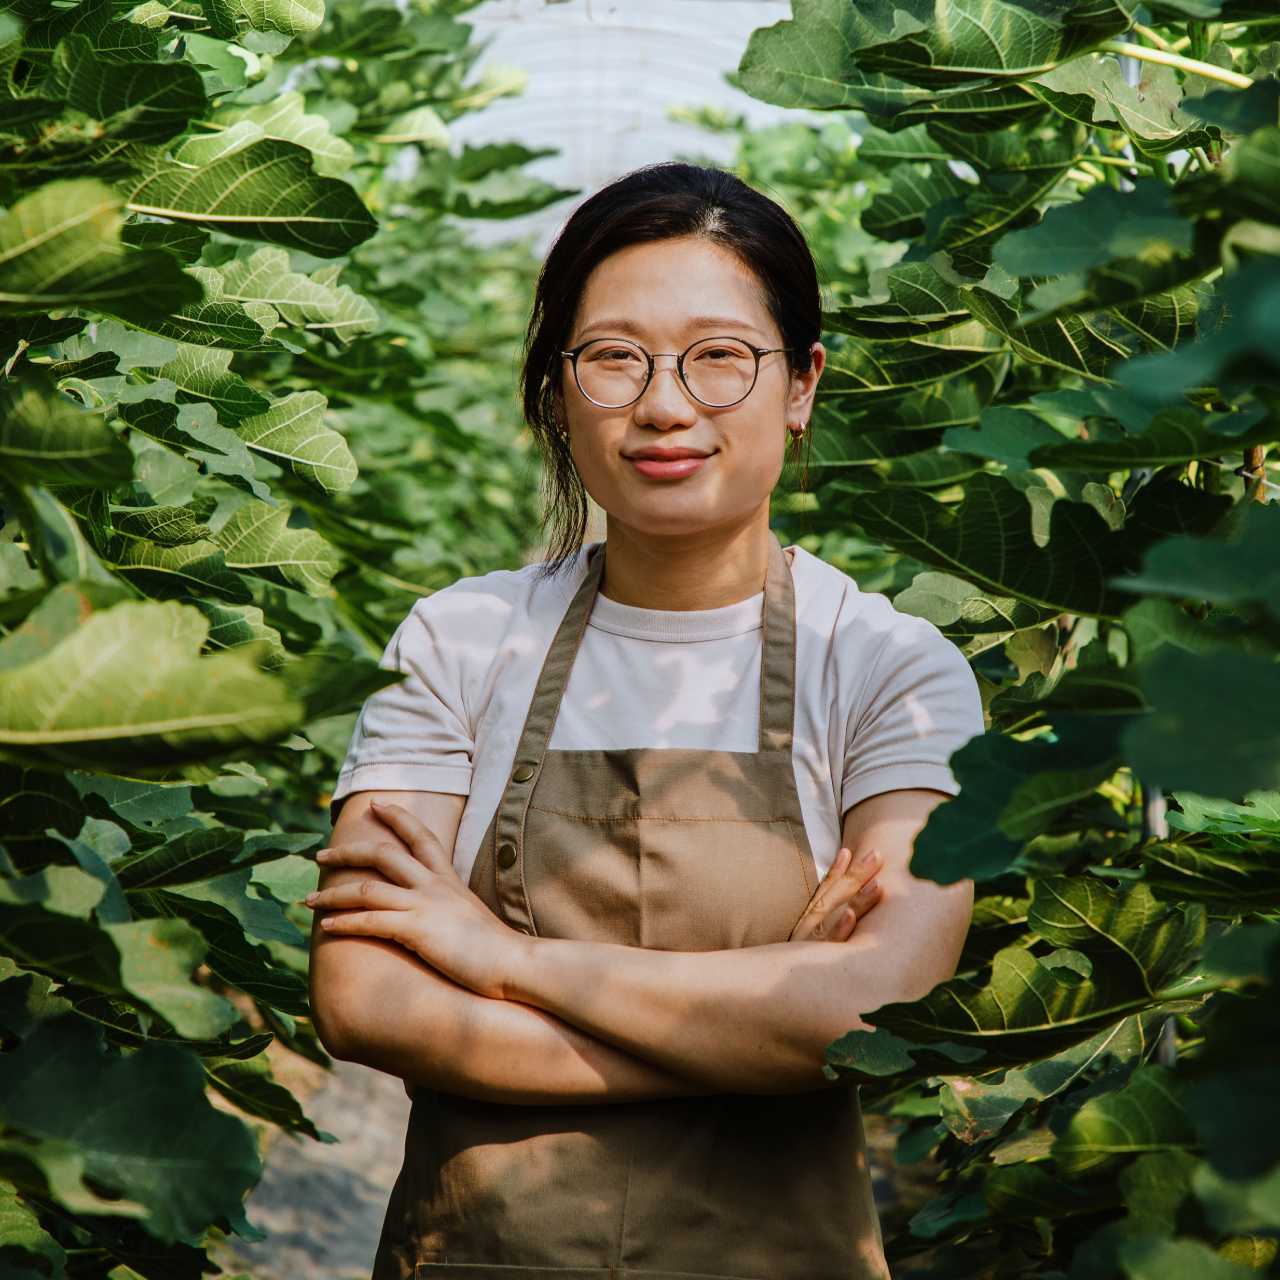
[1,0,1278,1277]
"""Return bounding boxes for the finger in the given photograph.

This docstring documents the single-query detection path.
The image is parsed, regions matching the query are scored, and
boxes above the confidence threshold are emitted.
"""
[844,846,882,887]
[825,847,852,881]
[307,879,416,912]
[820,879,881,940]
[318,910,408,940]
[831,906,857,942]
[315,840,428,888]
[370,800,453,874]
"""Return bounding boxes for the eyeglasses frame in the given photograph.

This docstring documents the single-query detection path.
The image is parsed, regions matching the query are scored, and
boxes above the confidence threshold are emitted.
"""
[559,335,797,410]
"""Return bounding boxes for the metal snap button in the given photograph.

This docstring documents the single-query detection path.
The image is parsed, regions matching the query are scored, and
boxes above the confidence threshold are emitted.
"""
[511,763,535,783]
[497,841,517,869]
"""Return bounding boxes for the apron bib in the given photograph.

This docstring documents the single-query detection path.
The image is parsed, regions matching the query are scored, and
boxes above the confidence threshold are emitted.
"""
[372,535,890,1280]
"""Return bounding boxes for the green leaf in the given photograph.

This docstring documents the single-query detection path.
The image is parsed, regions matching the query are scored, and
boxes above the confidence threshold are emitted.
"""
[996,181,1194,279]
[911,716,1124,883]
[126,132,378,259]
[940,1014,1153,1142]
[1123,649,1280,799]
[1054,1064,1195,1175]
[216,246,378,346]
[0,373,133,487]
[212,499,341,595]
[894,569,1053,634]
[199,0,325,37]
[1117,1237,1260,1280]
[234,391,357,493]
[1110,493,1280,619]
[0,178,201,322]
[204,1052,336,1143]
[209,90,357,178]
[1029,58,1215,156]
[0,1016,259,1241]
[736,0,934,116]
[0,596,304,772]
[829,471,1229,619]
[59,34,207,144]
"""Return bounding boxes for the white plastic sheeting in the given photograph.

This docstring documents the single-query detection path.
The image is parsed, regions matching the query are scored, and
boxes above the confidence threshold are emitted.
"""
[448,0,821,249]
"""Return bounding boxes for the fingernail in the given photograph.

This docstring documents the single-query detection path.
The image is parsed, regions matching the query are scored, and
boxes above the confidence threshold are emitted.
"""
[856,847,878,866]
[316,850,331,861]
[304,892,317,903]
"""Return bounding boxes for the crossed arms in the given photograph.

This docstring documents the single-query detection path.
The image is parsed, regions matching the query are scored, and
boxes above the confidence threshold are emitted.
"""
[308,787,973,1103]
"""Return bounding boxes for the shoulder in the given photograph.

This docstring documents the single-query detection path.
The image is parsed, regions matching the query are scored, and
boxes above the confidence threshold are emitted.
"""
[788,545,979,708]
[399,549,589,651]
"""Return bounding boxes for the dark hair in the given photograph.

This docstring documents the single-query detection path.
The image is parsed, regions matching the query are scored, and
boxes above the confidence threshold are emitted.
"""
[520,161,822,573]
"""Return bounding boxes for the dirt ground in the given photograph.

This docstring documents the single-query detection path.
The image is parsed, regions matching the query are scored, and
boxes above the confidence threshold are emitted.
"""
[213,1051,921,1280]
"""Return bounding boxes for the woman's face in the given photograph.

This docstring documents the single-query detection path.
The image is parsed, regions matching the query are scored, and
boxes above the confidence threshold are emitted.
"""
[556,236,824,542]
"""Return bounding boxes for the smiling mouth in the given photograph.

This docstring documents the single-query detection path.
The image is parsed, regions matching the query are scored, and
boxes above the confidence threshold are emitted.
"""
[624,449,714,480]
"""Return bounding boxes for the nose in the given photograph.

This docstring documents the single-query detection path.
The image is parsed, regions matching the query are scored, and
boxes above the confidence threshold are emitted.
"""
[634,353,698,430]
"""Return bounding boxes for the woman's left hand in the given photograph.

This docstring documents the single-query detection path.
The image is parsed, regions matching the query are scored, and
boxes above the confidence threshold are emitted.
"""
[304,799,528,1000]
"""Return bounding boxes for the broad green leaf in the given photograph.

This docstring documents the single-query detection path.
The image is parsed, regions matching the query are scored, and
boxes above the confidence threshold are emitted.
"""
[940,1014,1152,1142]
[112,503,213,547]
[199,0,325,37]
[996,181,1193,278]
[827,471,1229,618]
[0,1016,259,1240]
[204,1053,336,1142]
[894,569,1052,634]
[1118,1237,1261,1280]
[138,262,277,351]
[216,246,378,346]
[0,864,236,1037]
[1142,842,1280,910]
[1123,649,1280,798]
[127,134,377,258]
[736,0,935,116]
[6,486,122,589]
[1029,58,1216,156]
[107,536,252,603]
[825,260,969,339]
[820,321,1005,403]
[113,827,320,890]
[1110,482,1280,619]
[1032,403,1275,470]
[234,391,357,493]
[149,345,271,424]
[1054,1065,1195,1175]
[943,404,1067,471]
[0,373,133,487]
[863,164,975,243]
[911,715,1124,883]
[59,34,206,144]
[0,178,200,322]
[1185,80,1280,135]
[1028,878,1204,987]
[1117,259,1280,405]
[212,499,340,595]
[849,0,1129,89]
[0,598,303,771]
[210,90,356,177]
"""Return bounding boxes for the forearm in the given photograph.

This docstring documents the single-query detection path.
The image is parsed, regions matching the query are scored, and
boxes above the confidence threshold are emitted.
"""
[323,939,715,1105]
[505,930,953,1095]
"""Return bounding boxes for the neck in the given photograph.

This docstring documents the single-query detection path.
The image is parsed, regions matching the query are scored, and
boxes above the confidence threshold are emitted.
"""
[597,507,774,610]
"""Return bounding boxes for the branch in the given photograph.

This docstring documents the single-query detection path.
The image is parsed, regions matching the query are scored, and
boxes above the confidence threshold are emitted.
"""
[1097,40,1253,90]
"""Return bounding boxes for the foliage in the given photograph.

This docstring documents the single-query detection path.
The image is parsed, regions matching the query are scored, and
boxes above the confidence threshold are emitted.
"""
[732,2,1280,1275]
[0,0,574,1273]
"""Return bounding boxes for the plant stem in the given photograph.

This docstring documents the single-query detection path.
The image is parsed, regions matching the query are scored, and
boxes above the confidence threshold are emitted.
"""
[1131,22,1175,53]
[1098,39,1254,90]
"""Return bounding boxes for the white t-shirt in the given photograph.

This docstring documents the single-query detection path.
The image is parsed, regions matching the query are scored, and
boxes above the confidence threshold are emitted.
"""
[331,543,986,884]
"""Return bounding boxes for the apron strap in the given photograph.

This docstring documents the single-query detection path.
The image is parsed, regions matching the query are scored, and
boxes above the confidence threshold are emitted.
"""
[758,531,797,755]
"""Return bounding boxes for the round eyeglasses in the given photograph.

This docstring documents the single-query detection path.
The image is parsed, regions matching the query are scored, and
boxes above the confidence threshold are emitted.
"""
[560,336,795,409]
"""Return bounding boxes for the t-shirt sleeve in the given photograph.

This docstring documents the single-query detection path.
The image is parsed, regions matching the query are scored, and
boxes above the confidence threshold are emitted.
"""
[841,613,985,814]
[329,595,475,823]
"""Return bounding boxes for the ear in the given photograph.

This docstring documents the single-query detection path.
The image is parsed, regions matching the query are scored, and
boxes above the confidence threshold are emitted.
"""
[785,341,825,429]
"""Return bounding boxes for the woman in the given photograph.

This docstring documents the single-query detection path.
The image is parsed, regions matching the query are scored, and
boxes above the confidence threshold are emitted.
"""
[306,163,984,1280]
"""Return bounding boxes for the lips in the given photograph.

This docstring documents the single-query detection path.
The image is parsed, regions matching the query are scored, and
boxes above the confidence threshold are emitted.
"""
[623,447,714,481]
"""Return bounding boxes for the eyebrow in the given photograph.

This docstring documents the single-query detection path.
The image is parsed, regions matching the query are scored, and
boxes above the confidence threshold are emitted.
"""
[576,315,767,341]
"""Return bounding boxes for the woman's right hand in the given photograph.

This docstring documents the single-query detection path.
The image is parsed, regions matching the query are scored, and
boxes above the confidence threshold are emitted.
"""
[788,846,883,942]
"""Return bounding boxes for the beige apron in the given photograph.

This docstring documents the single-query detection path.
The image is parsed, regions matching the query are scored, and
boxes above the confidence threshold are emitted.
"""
[372,534,890,1280]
